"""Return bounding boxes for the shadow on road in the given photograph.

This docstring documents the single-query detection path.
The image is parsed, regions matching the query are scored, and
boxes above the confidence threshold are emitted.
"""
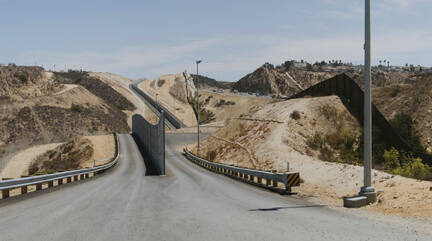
[248,205,326,212]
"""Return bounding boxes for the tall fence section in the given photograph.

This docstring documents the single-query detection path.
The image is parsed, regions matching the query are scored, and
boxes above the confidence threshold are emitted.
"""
[290,73,432,164]
[132,113,166,175]
[130,84,186,129]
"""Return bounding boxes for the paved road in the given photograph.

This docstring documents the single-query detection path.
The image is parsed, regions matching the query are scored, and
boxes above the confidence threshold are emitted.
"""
[0,133,429,240]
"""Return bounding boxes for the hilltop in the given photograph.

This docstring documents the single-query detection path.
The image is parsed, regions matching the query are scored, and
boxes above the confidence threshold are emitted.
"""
[191,74,234,90]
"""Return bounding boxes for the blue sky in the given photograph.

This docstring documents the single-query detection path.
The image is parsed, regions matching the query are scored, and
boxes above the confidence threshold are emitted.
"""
[1,0,431,81]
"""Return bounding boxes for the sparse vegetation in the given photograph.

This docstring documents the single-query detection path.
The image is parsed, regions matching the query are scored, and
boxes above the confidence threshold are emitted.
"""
[70,103,85,113]
[215,99,235,107]
[157,79,165,87]
[306,132,325,150]
[290,110,301,120]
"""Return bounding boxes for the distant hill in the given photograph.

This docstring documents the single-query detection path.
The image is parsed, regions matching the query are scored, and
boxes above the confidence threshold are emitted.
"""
[232,63,333,96]
[191,74,234,89]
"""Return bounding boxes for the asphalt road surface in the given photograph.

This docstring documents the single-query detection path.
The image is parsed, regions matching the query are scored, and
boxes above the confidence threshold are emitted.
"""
[0,133,429,240]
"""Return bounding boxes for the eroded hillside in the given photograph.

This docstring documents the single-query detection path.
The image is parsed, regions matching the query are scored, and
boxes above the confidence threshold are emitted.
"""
[0,66,135,167]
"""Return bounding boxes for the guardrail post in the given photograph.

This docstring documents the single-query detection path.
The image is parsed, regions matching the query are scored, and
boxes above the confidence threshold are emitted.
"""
[257,177,262,184]
[273,180,278,188]
[266,178,271,186]
[249,175,254,182]
[85,173,89,178]
[58,178,63,185]
[36,183,42,191]
[80,174,84,180]
[67,177,72,183]
[2,189,10,199]
[21,186,28,194]
[73,176,78,181]
[48,180,54,188]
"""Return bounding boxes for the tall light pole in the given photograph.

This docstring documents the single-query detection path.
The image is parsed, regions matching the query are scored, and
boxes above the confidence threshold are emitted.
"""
[361,0,377,202]
[196,60,202,153]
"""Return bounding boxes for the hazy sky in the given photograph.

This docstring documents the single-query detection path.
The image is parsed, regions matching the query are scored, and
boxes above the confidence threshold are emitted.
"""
[1,0,431,81]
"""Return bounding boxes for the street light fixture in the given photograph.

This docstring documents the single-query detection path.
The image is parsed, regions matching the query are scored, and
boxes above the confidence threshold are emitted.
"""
[360,0,377,202]
[196,60,202,153]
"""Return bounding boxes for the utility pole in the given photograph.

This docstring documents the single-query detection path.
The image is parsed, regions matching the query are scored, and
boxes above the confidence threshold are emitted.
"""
[196,60,202,153]
[360,0,377,202]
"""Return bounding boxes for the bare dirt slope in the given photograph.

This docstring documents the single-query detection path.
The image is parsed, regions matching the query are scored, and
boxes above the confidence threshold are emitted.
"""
[139,73,198,127]
[0,67,135,174]
[89,72,157,127]
[189,96,432,218]
[0,134,114,178]
[199,90,273,124]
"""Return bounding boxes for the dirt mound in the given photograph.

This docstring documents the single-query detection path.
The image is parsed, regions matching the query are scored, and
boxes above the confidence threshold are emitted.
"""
[0,65,63,101]
[232,63,333,96]
[29,136,93,175]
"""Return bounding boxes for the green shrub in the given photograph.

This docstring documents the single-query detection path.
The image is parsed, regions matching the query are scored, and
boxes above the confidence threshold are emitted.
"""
[390,113,426,156]
[392,158,432,180]
[383,147,400,170]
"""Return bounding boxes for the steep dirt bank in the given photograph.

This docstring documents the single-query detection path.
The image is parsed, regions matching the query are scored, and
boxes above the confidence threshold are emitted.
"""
[0,68,135,172]
[0,134,114,178]
[188,96,432,218]
[139,73,197,127]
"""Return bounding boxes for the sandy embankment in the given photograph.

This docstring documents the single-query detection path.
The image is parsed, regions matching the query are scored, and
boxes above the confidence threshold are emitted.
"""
[139,74,197,127]
[0,135,115,179]
[191,95,432,219]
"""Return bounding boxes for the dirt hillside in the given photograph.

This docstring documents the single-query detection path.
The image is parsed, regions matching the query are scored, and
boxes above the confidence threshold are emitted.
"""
[139,73,198,126]
[232,63,334,96]
[189,96,432,218]
[0,66,136,173]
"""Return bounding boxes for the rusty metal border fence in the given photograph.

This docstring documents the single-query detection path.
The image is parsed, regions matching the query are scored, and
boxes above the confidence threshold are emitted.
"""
[183,148,300,193]
[132,113,165,175]
[289,73,432,164]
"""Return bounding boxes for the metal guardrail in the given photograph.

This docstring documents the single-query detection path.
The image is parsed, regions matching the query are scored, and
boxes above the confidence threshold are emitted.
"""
[183,148,300,193]
[0,134,120,199]
[130,84,186,129]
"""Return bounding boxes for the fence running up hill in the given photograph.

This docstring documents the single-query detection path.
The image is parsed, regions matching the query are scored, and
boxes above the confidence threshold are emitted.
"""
[130,84,186,129]
[132,113,165,175]
[289,73,432,164]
